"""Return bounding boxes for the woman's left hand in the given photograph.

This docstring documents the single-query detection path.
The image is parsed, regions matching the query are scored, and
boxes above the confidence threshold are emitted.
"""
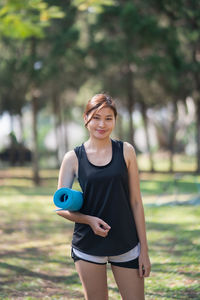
[138,250,151,278]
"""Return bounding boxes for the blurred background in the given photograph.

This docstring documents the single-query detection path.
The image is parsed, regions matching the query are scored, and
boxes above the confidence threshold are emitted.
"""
[0,0,200,184]
[0,1,200,299]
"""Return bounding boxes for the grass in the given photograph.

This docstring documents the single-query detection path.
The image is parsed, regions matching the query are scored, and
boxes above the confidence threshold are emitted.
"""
[137,152,196,172]
[0,168,200,299]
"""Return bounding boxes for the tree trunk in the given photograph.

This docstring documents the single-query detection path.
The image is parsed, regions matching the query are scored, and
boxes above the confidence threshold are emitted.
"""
[196,99,200,173]
[52,94,60,167]
[52,93,68,164]
[126,65,135,147]
[116,113,123,140]
[32,96,40,185]
[169,102,177,172]
[30,37,40,184]
[9,114,16,165]
[18,111,24,144]
[18,110,25,166]
[192,48,200,173]
[60,97,68,153]
[56,97,64,162]
[140,101,154,172]
[127,101,134,146]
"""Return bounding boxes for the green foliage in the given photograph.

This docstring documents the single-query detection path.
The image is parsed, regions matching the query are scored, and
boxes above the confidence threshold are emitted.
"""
[0,0,200,169]
[0,41,28,115]
[0,0,64,39]
[73,0,115,12]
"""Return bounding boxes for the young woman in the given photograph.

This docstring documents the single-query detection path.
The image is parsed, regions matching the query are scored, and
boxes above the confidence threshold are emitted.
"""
[56,94,151,300]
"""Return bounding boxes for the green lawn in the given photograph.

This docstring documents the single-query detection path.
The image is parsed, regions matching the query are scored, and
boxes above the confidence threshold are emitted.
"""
[0,170,199,299]
[137,153,197,172]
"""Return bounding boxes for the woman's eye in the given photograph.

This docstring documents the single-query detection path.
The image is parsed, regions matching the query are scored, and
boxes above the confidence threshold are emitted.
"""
[92,116,113,121]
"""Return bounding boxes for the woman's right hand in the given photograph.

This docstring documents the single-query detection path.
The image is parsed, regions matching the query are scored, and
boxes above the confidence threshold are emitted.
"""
[88,216,111,237]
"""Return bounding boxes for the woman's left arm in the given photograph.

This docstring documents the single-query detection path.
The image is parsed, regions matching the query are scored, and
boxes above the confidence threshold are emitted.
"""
[124,142,151,278]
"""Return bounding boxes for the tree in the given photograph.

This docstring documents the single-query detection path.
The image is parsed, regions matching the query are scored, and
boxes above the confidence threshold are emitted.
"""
[82,1,164,152]
[40,0,87,164]
[0,0,64,184]
[149,0,200,172]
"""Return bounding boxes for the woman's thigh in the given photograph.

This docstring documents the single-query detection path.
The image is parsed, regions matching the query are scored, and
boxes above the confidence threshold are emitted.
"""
[75,260,108,300]
[111,265,144,300]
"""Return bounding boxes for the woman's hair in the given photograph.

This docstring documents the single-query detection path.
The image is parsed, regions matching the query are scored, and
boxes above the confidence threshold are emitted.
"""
[84,94,117,127]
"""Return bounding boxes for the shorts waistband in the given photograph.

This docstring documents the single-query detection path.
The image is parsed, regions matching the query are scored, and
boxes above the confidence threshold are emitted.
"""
[72,243,140,264]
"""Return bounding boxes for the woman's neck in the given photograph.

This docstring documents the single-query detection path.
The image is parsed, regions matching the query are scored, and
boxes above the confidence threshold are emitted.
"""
[85,137,112,150]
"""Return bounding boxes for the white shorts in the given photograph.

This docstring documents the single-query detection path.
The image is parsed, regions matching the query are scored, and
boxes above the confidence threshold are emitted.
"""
[72,243,140,265]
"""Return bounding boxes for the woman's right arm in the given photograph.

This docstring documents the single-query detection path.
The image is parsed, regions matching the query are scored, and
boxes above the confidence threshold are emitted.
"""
[56,150,110,237]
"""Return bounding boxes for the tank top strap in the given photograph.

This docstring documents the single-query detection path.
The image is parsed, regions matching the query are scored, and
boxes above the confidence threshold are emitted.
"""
[74,145,83,160]
[113,139,123,151]
[112,139,124,158]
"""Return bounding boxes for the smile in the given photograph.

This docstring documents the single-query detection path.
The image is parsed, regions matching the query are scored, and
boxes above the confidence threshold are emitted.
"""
[97,130,106,134]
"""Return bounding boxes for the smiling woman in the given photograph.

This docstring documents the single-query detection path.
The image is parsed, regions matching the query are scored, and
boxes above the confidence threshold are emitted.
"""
[84,105,116,147]
[83,94,117,126]
[55,93,151,300]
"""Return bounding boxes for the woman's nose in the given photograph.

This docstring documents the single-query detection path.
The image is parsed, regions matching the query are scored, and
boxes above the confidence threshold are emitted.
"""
[99,119,105,127]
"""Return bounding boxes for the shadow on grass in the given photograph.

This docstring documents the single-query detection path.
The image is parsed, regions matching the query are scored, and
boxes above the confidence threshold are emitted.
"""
[0,265,83,299]
[147,220,199,232]
[146,286,199,300]
[147,221,200,253]
[0,261,79,285]
[141,179,198,195]
[145,220,200,299]
[2,217,75,237]
[0,247,74,266]
[152,261,200,276]
[0,185,55,196]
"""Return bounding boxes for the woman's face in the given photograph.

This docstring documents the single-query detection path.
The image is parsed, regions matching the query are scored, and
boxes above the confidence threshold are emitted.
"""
[85,107,116,140]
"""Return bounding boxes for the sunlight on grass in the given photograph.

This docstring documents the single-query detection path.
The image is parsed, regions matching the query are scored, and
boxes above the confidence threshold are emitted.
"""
[0,170,200,299]
[137,152,196,172]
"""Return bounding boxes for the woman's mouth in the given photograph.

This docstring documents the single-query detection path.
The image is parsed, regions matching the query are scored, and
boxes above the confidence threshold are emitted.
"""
[97,129,106,134]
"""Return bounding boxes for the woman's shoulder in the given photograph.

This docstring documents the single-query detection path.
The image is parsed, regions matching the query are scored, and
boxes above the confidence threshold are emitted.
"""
[114,139,136,154]
[123,141,135,152]
[62,149,78,167]
[121,141,137,166]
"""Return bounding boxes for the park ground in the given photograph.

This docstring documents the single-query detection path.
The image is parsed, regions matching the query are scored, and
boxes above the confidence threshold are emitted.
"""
[0,168,200,299]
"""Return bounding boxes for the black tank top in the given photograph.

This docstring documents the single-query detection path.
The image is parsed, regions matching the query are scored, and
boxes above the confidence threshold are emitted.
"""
[72,139,139,256]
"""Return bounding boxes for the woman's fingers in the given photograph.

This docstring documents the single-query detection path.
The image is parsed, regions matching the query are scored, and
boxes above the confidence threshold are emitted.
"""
[139,263,151,278]
[89,216,111,237]
[99,219,111,231]
[97,219,111,237]
[139,262,144,277]
[139,254,151,277]
[142,264,151,277]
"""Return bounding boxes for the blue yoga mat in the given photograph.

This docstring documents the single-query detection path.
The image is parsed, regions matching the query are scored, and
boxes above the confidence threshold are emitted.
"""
[53,188,83,211]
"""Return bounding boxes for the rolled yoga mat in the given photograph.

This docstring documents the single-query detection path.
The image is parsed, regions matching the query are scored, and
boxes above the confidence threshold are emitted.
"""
[53,188,83,211]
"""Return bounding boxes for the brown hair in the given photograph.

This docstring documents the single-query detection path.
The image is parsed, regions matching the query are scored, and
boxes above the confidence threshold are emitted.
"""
[84,94,117,127]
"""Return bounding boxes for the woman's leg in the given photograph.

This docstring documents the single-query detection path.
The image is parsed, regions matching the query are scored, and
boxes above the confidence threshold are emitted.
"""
[111,265,144,300]
[75,260,108,300]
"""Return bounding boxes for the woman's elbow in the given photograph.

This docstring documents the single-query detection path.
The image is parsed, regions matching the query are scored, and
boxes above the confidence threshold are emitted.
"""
[56,210,71,219]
